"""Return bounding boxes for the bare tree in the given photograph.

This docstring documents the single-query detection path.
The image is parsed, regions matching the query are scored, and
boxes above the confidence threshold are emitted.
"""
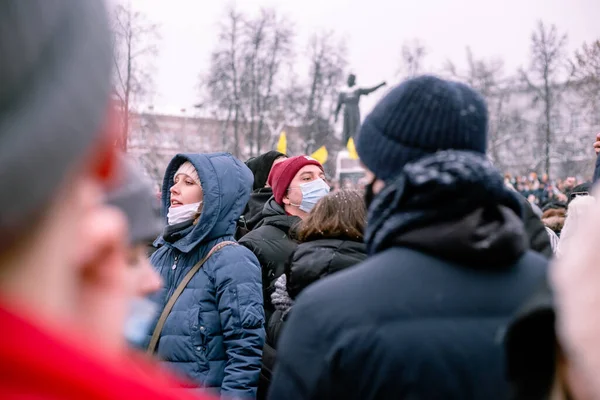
[445,48,505,97]
[302,31,347,154]
[519,20,568,176]
[204,7,294,158]
[111,3,159,151]
[135,111,166,184]
[398,39,428,78]
[205,34,238,153]
[241,10,294,156]
[203,9,347,160]
[444,48,523,171]
[542,39,600,178]
[571,39,600,126]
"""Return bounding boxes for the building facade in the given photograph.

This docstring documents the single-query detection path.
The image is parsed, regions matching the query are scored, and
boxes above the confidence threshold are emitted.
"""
[127,110,304,185]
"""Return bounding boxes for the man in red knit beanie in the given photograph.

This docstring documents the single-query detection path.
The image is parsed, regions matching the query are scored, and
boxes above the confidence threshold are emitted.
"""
[240,155,328,396]
[240,155,328,319]
[268,156,327,215]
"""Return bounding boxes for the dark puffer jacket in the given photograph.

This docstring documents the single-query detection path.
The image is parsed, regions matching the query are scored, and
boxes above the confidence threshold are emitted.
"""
[239,198,300,320]
[236,188,273,240]
[268,151,548,400]
[147,153,265,398]
[267,238,367,347]
[504,279,556,400]
[517,194,553,258]
[287,239,367,300]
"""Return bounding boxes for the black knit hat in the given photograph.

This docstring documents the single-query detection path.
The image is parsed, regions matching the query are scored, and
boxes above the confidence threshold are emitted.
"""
[0,1,112,234]
[356,75,488,182]
[568,182,591,205]
[245,151,286,190]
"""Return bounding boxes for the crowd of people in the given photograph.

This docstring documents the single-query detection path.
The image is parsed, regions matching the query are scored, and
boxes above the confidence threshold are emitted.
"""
[506,174,576,207]
[4,2,600,400]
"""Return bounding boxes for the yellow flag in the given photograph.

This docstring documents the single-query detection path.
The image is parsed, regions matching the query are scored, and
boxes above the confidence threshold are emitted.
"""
[311,146,328,165]
[347,137,359,160]
[276,131,287,155]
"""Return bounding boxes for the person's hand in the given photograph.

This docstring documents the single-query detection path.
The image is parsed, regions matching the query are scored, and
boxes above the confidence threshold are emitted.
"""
[594,132,600,155]
[552,190,600,398]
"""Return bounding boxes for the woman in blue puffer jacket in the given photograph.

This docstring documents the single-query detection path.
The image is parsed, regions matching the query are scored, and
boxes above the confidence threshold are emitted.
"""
[147,152,265,399]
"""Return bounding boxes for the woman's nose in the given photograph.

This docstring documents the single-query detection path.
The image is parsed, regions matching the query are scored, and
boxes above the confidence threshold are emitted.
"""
[169,184,179,195]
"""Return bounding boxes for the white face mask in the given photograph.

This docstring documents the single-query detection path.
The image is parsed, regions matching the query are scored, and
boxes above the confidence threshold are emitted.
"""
[167,201,202,225]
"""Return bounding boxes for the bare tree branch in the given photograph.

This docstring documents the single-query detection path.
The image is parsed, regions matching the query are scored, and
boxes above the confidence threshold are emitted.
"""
[110,3,159,153]
[397,39,428,79]
[520,20,569,175]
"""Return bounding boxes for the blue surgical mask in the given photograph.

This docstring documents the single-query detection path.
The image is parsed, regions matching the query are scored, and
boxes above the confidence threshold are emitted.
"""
[124,297,158,347]
[296,178,330,213]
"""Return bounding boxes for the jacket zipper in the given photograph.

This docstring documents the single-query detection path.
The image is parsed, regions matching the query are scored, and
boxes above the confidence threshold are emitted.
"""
[165,252,180,301]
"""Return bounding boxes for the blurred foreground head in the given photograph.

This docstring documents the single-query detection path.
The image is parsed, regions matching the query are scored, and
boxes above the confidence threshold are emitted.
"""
[0,1,116,234]
[107,158,162,247]
[107,158,163,298]
[552,190,600,399]
[0,1,130,350]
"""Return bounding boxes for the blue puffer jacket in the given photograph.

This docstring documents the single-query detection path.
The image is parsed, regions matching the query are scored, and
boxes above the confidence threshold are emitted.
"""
[148,153,265,399]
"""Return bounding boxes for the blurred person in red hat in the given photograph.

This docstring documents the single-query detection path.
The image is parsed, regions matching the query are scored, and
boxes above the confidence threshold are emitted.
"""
[0,2,213,399]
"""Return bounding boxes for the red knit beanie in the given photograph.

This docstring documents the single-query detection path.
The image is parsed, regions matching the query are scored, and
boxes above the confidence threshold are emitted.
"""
[268,155,324,205]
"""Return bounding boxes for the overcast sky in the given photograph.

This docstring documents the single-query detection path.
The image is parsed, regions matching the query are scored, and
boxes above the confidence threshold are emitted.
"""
[126,0,600,118]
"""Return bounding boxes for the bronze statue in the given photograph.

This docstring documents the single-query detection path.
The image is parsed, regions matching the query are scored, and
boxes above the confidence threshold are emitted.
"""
[335,74,386,143]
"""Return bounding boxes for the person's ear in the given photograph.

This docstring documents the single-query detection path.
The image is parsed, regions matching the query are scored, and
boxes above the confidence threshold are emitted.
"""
[282,193,291,206]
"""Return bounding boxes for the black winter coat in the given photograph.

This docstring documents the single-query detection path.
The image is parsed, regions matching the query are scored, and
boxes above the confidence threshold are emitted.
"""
[239,197,300,320]
[269,246,547,400]
[504,279,556,400]
[267,238,367,347]
[269,151,548,400]
[287,238,366,299]
[517,194,553,259]
[236,188,274,240]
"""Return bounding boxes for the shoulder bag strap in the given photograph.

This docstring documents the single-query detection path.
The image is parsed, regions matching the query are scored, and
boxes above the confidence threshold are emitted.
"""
[146,241,237,355]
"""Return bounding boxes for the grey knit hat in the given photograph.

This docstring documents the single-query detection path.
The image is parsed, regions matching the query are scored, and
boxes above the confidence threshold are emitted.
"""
[0,1,113,233]
[107,159,162,245]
